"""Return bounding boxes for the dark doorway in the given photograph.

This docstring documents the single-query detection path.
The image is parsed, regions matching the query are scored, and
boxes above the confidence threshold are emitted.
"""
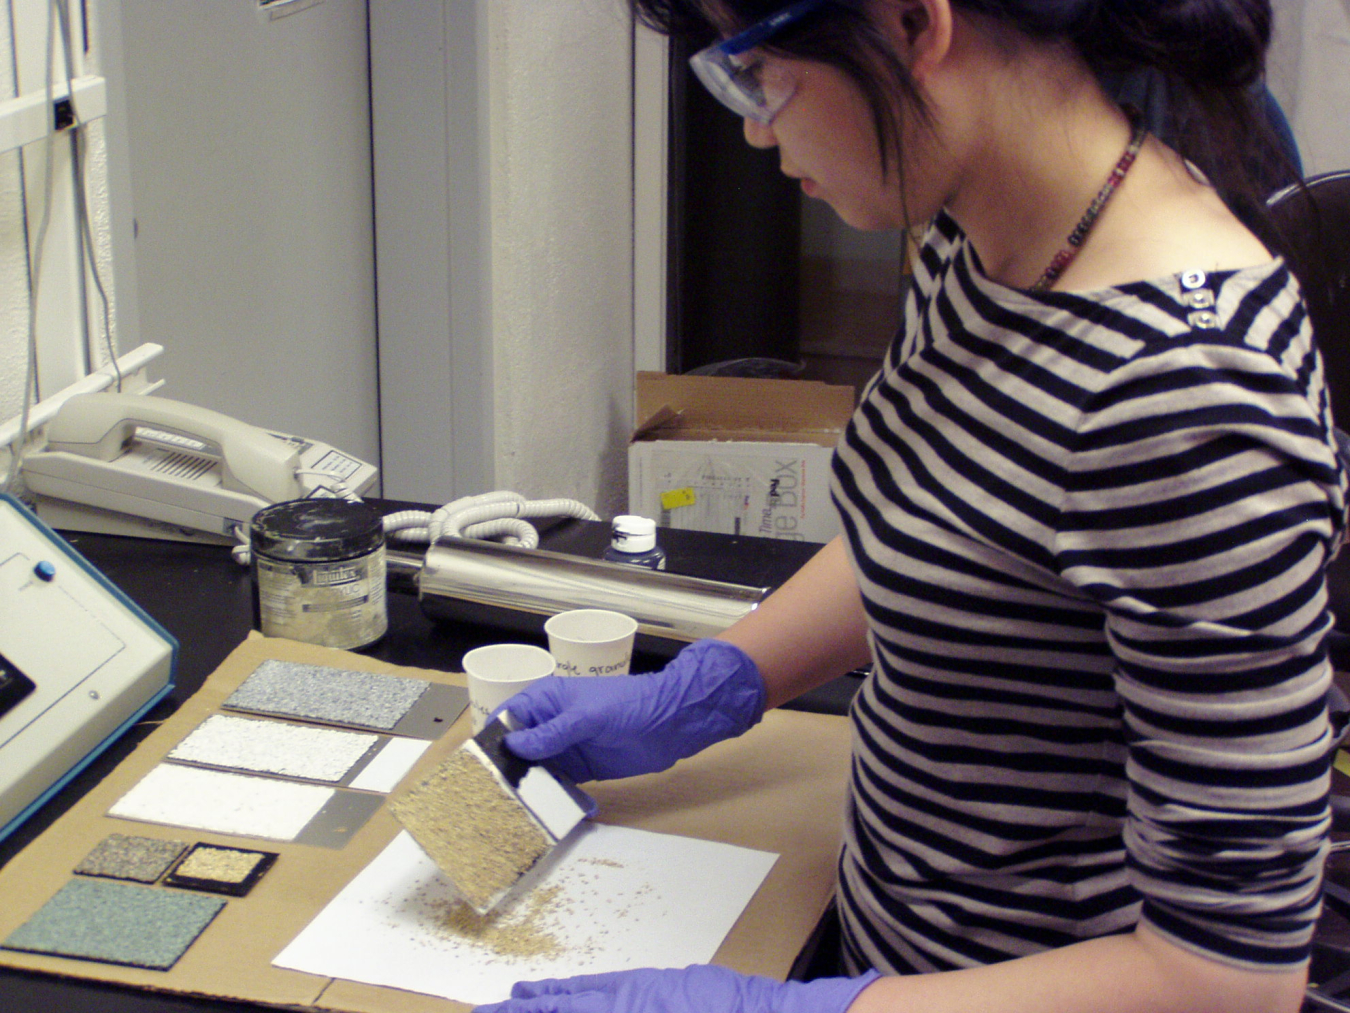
[665,34,803,375]
[664,35,906,391]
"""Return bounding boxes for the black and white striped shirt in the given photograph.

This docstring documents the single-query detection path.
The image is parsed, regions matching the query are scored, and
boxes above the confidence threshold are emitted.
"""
[831,211,1347,974]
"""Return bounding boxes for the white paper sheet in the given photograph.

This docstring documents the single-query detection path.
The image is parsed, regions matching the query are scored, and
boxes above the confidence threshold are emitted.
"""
[273,826,778,1006]
[348,737,431,792]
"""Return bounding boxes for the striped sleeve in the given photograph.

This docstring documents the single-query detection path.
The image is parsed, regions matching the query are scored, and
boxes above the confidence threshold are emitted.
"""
[1058,282,1344,967]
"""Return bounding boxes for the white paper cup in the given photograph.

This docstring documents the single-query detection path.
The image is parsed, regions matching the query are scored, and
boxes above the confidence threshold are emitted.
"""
[461,643,556,732]
[544,609,639,679]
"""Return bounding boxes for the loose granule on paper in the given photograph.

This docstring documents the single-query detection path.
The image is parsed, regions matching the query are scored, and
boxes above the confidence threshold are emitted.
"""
[389,748,551,912]
[426,884,565,961]
[579,857,625,869]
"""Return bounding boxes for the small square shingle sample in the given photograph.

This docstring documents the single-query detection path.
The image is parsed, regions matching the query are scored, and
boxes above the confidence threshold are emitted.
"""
[73,833,187,884]
[223,660,429,731]
[164,844,277,897]
[3,878,225,970]
[168,713,378,782]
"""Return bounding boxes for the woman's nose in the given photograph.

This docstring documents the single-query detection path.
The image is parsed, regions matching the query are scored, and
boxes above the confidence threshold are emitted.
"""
[743,116,777,149]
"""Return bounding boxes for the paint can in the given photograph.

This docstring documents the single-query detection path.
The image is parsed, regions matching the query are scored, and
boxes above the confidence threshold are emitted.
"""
[250,499,387,650]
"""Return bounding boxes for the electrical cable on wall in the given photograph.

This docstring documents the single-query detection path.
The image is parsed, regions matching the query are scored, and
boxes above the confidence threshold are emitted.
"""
[3,0,64,497]
[2,0,118,497]
[57,0,120,398]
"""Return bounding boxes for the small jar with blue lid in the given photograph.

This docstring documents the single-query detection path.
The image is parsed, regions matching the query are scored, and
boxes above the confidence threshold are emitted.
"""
[603,515,666,570]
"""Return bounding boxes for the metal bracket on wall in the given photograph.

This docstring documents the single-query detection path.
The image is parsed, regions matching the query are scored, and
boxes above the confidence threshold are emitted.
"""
[0,75,104,155]
[257,0,325,20]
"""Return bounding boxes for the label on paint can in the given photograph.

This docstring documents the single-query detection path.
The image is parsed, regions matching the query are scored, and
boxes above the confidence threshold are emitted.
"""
[251,499,388,650]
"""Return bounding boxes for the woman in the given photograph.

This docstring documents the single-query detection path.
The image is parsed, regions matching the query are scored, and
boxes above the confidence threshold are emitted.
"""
[479,1,1347,1011]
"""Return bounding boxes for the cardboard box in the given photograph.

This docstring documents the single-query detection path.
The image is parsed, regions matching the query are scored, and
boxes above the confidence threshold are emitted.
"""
[629,372,856,544]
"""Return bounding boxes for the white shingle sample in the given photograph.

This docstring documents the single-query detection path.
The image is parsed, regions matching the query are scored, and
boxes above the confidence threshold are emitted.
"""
[223,660,430,730]
[108,763,334,841]
[168,714,378,782]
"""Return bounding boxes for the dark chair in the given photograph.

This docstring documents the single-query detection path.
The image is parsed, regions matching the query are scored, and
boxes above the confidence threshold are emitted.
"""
[1269,171,1350,430]
[1275,172,1350,1012]
[1268,172,1350,636]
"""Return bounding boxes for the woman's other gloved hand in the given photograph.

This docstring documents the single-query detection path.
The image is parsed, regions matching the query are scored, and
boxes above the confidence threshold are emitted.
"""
[501,638,766,782]
[474,965,881,1013]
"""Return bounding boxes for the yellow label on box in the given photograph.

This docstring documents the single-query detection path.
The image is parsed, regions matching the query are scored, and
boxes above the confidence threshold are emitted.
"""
[1336,750,1350,779]
[660,487,697,510]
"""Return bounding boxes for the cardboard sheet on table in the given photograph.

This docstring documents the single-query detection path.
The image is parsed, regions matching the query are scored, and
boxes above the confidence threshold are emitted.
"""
[0,633,853,1013]
[277,826,778,1006]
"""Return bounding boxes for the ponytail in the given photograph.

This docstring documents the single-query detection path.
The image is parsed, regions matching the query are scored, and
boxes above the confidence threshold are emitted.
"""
[1074,0,1270,91]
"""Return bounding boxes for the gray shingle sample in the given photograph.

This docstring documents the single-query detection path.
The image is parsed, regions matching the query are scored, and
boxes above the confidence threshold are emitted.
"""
[73,834,188,884]
[3,878,225,969]
[223,660,429,730]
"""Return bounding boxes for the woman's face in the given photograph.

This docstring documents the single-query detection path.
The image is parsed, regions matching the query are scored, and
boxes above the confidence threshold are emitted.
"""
[738,51,938,232]
[741,55,894,229]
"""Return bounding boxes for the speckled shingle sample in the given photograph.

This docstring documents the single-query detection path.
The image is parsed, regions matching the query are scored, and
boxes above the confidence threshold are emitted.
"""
[223,660,430,731]
[168,714,378,782]
[108,763,334,841]
[73,834,187,884]
[2,878,225,969]
[165,844,277,897]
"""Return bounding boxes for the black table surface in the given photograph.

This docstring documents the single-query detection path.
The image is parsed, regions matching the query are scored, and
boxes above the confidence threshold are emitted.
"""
[0,506,856,1012]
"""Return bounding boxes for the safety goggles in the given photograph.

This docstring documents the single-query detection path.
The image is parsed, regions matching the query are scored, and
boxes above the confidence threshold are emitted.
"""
[688,0,832,124]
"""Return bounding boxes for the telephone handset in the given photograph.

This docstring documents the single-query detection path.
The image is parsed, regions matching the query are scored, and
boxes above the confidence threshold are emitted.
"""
[21,393,378,544]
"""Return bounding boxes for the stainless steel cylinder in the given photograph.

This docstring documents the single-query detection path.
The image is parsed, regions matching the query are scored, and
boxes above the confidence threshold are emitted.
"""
[414,539,768,651]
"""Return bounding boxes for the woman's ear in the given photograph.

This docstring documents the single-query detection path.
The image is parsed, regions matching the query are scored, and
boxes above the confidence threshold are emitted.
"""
[874,0,954,82]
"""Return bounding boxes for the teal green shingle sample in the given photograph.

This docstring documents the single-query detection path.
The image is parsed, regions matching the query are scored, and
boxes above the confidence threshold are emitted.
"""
[3,878,225,969]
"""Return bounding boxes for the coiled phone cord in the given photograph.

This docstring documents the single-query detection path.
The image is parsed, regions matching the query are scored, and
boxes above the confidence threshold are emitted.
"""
[383,491,600,550]
[232,490,600,565]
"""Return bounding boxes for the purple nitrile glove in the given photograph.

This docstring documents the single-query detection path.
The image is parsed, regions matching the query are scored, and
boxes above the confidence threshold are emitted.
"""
[474,965,882,1013]
[501,638,766,783]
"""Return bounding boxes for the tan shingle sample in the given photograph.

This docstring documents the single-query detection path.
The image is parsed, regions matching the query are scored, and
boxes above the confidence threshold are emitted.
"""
[388,748,550,913]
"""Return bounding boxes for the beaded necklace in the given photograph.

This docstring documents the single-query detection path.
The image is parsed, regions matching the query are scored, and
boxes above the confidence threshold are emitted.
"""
[1030,107,1148,292]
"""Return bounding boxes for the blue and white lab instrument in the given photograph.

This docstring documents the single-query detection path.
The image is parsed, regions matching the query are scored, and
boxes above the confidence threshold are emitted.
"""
[0,494,175,842]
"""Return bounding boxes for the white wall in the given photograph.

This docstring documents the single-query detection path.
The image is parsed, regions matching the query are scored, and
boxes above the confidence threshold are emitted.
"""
[1269,0,1350,176]
[0,21,31,421]
[484,2,635,514]
[0,0,130,425]
[373,0,636,514]
[6,0,637,516]
[115,0,379,469]
[368,0,493,504]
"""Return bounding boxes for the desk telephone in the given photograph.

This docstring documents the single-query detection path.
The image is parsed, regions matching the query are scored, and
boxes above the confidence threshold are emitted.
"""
[20,393,378,544]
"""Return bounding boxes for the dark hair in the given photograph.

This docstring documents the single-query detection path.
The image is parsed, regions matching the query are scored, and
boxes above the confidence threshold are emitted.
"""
[632,0,1293,227]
